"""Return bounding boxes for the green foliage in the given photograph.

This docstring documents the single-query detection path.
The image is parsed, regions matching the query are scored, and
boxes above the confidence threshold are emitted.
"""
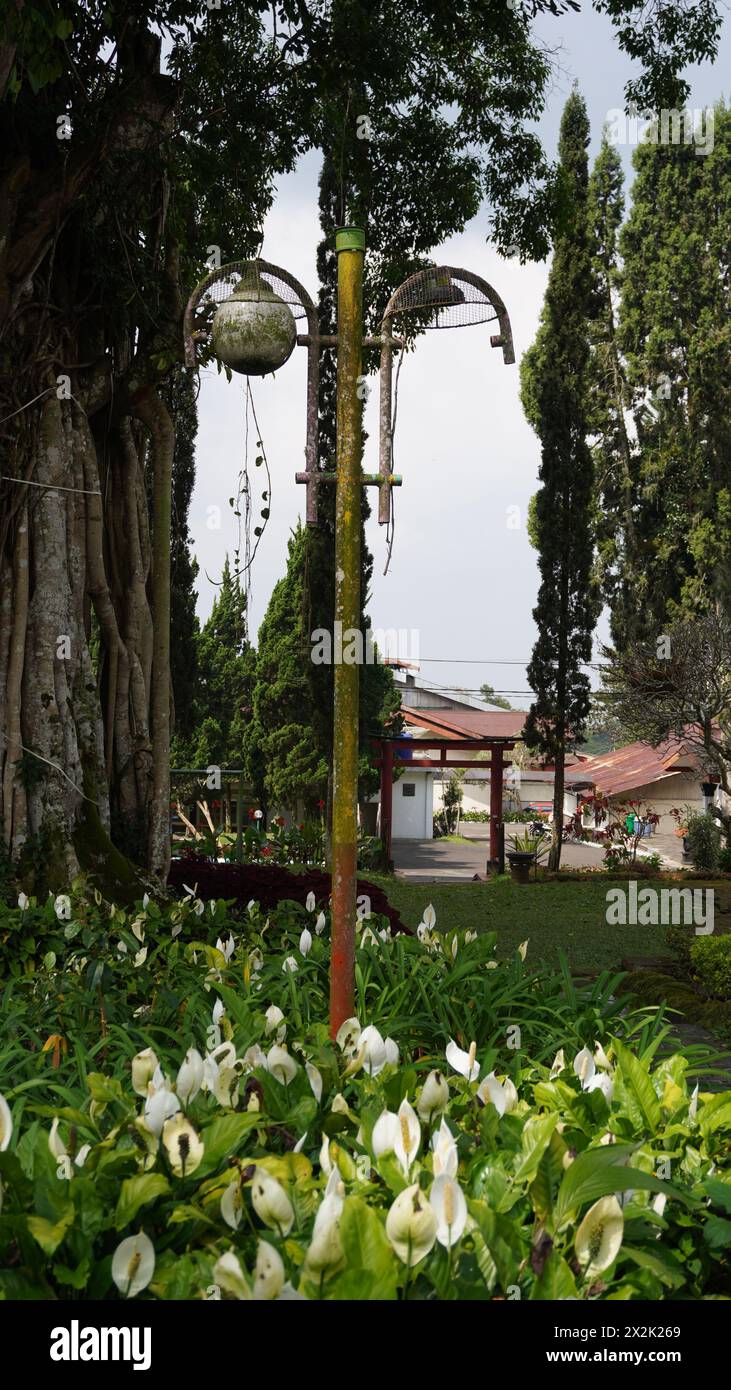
[686,812,721,874]
[1,885,730,1300]
[691,936,731,1002]
[189,559,255,771]
[520,90,600,848]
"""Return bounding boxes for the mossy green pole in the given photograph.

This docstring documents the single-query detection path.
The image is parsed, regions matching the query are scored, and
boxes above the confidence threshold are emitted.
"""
[329,226,365,1039]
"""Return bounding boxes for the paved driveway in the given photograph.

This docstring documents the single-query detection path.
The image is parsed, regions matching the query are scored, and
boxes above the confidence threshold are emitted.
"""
[393,826,684,881]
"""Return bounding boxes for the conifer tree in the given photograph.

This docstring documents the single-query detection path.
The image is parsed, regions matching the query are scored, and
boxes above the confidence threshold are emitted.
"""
[191,558,255,773]
[520,89,599,869]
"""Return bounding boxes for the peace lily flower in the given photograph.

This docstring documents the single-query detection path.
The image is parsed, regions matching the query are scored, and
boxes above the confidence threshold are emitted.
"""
[518,939,529,961]
[345,1024,390,1077]
[266,1044,298,1086]
[573,1047,614,1101]
[216,935,235,963]
[464,930,478,944]
[142,892,150,909]
[213,1249,250,1300]
[431,1117,458,1177]
[112,1232,155,1298]
[282,956,299,974]
[306,891,316,912]
[264,1005,286,1040]
[574,1195,624,1278]
[306,1167,345,1273]
[335,1016,362,1058]
[0,1093,13,1151]
[251,1167,295,1236]
[54,894,72,921]
[306,1062,323,1103]
[550,1049,566,1078]
[422,904,436,929]
[133,946,148,968]
[241,1042,267,1072]
[594,1041,612,1070]
[477,1071,518,1117]
[446,1039,479,1082]
[417,1070,449,1123]
[162,1113,204,1178]
[386,1183,437,1265]
[315,911,327,935]
[221,1179,243,1230]
[253,1240,286,1299]
[143,1079,179,1138]
[176,1048,204,1106]
[320,1133,333,1176]
[48,1118,90,1180]
[689,1082,699,1122]
[17,892,29,911]
[430,1172,467,1247]
[299,926,312,957]
[372,1110,399,1158]
[393,1097,421,1176]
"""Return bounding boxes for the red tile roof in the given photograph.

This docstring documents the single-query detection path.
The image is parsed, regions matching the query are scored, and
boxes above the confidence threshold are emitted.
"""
[402,706,527,740]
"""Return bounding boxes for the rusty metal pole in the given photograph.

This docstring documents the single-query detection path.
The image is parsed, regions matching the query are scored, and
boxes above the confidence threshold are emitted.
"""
[329,226,365,1039]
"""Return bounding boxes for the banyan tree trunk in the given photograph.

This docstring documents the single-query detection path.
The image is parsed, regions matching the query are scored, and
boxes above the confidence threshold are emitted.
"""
[0,384,174,894]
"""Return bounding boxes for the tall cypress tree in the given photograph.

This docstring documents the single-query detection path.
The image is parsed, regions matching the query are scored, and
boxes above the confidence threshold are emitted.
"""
[166,368,201,763]
[190,558,255,772]
[520,88,599,869]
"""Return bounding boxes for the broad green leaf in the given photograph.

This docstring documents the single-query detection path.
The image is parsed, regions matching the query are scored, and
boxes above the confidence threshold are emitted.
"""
[704,1176,731,1213]
[555,1144,695,1225]
[27,1203,75,1255]
[513,1113,559,1183]
[115,1173,170,1229]
[530,1250,578,1301]
[196,1113,259,1176]
[340,1197,397,1300]
[703,1215,731,1250]
[699,1096,731,1137]
[615,1040,660,1134]
[621,1245,685,1289]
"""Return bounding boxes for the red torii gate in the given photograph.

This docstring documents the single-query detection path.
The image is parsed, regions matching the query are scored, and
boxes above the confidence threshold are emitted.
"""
[372,734,517,869]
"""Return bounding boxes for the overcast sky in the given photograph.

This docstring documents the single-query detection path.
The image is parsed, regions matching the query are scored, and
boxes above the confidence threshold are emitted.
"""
[189,3,731,712]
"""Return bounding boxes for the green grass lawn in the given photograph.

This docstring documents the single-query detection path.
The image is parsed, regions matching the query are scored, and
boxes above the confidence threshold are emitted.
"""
[369,875,677,973]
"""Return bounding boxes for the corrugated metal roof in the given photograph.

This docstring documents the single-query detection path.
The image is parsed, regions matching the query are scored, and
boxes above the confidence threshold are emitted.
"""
[579,738,700,797]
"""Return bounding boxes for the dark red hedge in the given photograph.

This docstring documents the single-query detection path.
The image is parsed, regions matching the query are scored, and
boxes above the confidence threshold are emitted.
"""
[167,855,410,935]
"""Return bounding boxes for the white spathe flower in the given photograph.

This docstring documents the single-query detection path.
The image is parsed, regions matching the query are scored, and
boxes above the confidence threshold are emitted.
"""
[282,956,299,974]
[335,1016,361,1057]
[594,1041,612,1070]
[176,1048,204,1105]
[431,1117,458,1178]
[241,1043,267,1073]
[162,1113,204,1178]
[214,1065,240,1110]
[299,926,312,957]
[584,1071,614,1103]
[221,1179,243,1231]
[477,1071,509,1117]
[550,1049,566,1078]
[689,1083,699,1122]
[267,1045,298,1086]
[142,893,150,910]
[518,939,528,961]
[143,1083,179,1138]
[112,1232,155,1298]
[450,936,458,960]
[264,1005,286,1039]
[315,911,327,935]
[393,1098,421,1177]
[306,1168,345,1273]
[212,998,226,1027]
[54,894,72,921]
[216,935,235,963]
[251,1168,294,1236]
[305,1062,323,1103]
[0,1093,13,1152]
[213,1250,250,1300]
[17,892,29,911]
[464,930,478,944]
[306,891,316,913]
[384,1037,399,1067]
[386,1183,437,1265]
[293,1132,308,1153]
[319,1133,333,1176]
[573,1047,595,1087]
[574,1195,624,1278]
[131,919,145,943]
[133,946,148,968]
[131,1048,159,1097]
[430,1173,467,1248]
[417,1070,449,1123]
[446,1039,479,1082]
[253,1240,285,1300]
[354,1025,388,1077]
[372,1110,399,1158]
[422,904,436,929]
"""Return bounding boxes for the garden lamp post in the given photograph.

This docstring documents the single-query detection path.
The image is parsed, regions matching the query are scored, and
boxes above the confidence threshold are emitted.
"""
[184,247,515,1038]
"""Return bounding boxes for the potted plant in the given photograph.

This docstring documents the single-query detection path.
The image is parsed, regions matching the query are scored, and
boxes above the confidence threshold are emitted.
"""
[507,831,545,884]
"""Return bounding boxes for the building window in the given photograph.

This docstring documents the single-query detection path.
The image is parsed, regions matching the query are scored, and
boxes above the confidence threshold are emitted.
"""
[402,783,416,797]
